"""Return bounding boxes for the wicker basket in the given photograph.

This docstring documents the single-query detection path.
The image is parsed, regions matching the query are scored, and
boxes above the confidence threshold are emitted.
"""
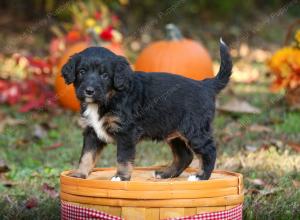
[60,167,244,219]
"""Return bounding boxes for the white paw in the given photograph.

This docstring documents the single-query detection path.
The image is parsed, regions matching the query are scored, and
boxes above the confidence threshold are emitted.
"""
[188,175,200,181]
[111,176,121,181]
[153,171,162,179]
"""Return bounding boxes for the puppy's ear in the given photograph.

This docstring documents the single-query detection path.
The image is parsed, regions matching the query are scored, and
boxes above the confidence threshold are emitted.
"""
[113,56,133,91]
[61,54,79,84]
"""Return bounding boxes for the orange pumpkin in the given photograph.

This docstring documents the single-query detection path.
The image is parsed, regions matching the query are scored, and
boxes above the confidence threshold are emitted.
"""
[135,24,214,80]
[55,42,125,111]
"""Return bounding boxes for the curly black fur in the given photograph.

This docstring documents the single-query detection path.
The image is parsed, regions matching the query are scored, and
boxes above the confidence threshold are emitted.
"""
[62,40,232,181]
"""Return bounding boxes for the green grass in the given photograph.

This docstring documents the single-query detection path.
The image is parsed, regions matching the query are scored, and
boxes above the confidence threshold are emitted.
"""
[1,82,300,219]
[275,112,300,135]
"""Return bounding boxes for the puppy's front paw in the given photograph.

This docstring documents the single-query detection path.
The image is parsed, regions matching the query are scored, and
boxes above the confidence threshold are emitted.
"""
[153,171,159,179]
[68,171,87,179]
[154,170,173,179]
[111,176,122,181]
[154,170,164,179]
[187,175,200,181]
[111,175,130,181]
[187,174,208,181]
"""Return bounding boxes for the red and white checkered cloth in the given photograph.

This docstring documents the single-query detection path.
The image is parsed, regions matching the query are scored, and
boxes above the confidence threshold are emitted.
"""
[168,204,243,220]
[61,201,123,220]
[61,201,242,220]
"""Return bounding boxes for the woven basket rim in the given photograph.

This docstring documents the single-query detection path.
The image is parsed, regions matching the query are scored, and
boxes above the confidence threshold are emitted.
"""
[61,167,243,191]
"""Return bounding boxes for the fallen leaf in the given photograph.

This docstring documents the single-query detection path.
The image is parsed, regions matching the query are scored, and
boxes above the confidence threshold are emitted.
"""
[0,117,25,133]
[259,188,281,196]
[247,178,275,192]
[0,169,16,187]
[33,124,47,139]
[270,139,284,149]
[3,195,13,205]
[218,98,261,114]
[15,138,30,149]
[217,157,241,170]
[222,132,243,142]
[287,142,300,152]
[42,183,59,198]
[245,145,259,152]
[0,159,9,173]
[43,142,63,151]
[248,124,272,133]
[292,180,300,188]
[40,121,57,130]
[246,188,280,196]
[260,144,271,150]
[25,197,38,209]
[248,178,265,186]
[238,155,246,168]
[245,188,260,195]
[222,122,243,142]
[1,180,16,188]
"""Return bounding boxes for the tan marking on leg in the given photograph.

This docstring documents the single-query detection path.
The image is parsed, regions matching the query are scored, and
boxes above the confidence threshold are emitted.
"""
[196,154,204,176]
[155,140,178,175]
[166,132,205,180]
[116,162,133,179]
[166,131,190,147]
[78,151,98,177]
[165,131,191,169]
[166,131,182,142]
[167,139,180,167]
[156,135,192,178]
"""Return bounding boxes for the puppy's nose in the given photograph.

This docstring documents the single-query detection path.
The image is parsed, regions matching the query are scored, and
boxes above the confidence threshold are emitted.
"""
[85,87,95,96]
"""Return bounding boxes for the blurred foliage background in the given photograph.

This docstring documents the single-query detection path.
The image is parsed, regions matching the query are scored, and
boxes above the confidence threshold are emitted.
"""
[2,0,300,20]
[1,0,300,55]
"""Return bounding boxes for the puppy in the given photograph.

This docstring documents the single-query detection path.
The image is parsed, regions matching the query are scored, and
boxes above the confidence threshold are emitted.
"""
[62,39,232,181]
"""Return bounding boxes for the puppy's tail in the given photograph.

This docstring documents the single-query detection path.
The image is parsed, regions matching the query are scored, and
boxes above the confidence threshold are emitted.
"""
[206,39,232,94]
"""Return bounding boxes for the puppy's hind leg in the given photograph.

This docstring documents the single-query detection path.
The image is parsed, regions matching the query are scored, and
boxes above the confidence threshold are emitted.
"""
[70,127,106,179]
[188,137,216,181]
[155,138,193,179]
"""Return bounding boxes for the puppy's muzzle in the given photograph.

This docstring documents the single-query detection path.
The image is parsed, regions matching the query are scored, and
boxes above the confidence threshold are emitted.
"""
[84,87,95,97]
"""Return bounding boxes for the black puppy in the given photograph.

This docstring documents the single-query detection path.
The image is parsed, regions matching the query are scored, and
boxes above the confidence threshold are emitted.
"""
[62,39,232,181]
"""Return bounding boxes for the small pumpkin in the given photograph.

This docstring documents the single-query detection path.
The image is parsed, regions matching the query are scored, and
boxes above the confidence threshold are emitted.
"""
[55,41,125,111]
[135,24,214,80]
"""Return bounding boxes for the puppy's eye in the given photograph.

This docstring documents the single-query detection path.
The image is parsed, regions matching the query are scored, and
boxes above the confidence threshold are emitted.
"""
[78,69,85,77]
[101,73,109,80]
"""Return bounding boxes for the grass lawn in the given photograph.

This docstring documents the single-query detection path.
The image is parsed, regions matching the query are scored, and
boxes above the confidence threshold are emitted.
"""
[1,72,300,220]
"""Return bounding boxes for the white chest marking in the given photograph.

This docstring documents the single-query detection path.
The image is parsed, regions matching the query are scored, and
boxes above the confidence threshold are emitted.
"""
[82,104,114,143]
